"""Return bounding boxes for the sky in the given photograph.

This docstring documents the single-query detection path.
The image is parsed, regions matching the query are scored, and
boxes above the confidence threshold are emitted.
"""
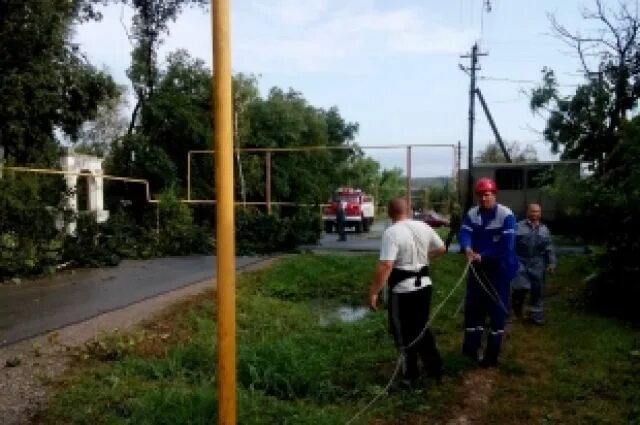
[73,0,597,177]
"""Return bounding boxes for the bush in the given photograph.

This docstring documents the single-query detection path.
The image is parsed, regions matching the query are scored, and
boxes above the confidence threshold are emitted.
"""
[63,213,121,267]
[156,190,212,256]
[102,209,159,259]
[0,174,67,279]
[586,211,640,322]
[235,208,321,255]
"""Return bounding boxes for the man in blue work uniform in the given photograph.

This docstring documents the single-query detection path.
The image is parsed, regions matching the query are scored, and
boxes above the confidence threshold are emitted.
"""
[459,178,518,367]
[512,203,557,325]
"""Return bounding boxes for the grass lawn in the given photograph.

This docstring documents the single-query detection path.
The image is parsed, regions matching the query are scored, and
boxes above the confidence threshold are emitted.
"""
[34,253,639,424]
[484,256,640,425]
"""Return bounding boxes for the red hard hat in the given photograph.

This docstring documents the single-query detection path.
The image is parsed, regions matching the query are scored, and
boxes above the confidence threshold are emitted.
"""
[474,177,498,194]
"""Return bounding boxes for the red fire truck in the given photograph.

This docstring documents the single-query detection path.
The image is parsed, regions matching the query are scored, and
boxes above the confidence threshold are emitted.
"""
[322,187,375,233]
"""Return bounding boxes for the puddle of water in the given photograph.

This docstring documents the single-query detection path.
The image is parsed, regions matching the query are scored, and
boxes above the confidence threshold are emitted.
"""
[318,305,370,326]
[336,306,369,322]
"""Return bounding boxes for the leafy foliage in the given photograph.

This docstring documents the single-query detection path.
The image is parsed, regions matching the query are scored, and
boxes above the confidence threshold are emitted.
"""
[475,142,538,163]
[121,0,207,133]
[140,50,213,196]
[0,0,119,165]
[236,208,322,255]
[532,0,640,319]
[242,88,360,204]
[0,174,69,279]
[156,190,211,255]
[376,167,406,208]
[63,213,121,267]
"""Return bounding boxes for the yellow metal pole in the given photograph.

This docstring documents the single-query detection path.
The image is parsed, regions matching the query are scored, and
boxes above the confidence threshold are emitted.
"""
[212,1,236,424]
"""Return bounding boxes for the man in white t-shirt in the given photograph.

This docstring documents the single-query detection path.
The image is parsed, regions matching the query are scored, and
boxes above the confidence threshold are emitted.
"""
[368,197,446,387]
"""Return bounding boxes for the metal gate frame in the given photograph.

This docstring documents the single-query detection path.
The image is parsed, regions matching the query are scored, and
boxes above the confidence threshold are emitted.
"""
[187,143,458,213]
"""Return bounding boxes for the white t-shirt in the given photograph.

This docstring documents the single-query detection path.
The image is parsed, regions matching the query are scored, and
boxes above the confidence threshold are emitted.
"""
[379,219,444,293]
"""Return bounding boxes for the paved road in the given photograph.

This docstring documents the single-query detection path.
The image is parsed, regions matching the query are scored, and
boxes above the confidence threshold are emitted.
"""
[0,222,587,347]
[302,222,387,252]
[305,221,590,256]
[0,256,262,347]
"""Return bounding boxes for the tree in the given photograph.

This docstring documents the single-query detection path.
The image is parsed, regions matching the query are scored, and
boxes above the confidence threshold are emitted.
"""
[120,0,207,134]
[532,0,640,172]
[0,0,119,165]
[476,142,538,163]
[338,156,380,195]
[244,88,360,205]
[377,167,405,208]
[0,0,121,278]
[428,179,454,212]
[75,88,130,157]
[105,134,177,222]
[532,0,640,319]
[140,50,212,193]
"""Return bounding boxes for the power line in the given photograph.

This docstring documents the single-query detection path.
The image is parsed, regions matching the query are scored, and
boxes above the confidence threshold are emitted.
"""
[479,76,540,84]
[479,76,581,87]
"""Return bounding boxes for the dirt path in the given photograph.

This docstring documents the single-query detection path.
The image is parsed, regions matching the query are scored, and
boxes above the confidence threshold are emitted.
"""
[445,369,498,425]
[0,258,277,425]
[442,320,518,425]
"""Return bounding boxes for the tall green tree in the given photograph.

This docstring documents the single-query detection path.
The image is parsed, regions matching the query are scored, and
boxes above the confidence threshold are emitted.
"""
[532,0,640,318]
[244,88,360,205]
[120,0,206,133]
[0,0,119,165]
[475,142,538,163]
[140,50,212,193]
[338,156,380,196]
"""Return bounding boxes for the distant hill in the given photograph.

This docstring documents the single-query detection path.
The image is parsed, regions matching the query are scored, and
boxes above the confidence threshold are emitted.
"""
[411,176,452,189]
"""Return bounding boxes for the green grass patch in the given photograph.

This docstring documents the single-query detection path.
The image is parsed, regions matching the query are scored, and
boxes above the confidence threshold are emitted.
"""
[37,253,474,424]
[484,255,640,425]
[38,252,638,424]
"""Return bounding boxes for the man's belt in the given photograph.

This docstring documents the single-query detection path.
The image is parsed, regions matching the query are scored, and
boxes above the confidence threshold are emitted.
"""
[388,265,430,290]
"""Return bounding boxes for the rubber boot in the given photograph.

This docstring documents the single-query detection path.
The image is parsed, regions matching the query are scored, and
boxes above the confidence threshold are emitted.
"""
[480,337,501,368]
[462,331,482,362]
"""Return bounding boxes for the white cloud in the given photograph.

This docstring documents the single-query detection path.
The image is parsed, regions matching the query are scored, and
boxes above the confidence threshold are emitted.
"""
[251,0,330,26]
[234,2,477,74]
[74,2,476,77]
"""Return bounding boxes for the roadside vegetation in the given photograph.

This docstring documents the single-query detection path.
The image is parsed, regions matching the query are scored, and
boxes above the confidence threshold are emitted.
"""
[36,254,471,424]
[486,256,640,424]
[35,253,639,424]
[0,1,405,281]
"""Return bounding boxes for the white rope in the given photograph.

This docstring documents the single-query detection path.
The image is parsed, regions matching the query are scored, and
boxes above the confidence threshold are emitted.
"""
[400,261,472,351]
[452,261,511,318]
[468,262,509,314]
[343,356,404,425]
[345,260,472,425]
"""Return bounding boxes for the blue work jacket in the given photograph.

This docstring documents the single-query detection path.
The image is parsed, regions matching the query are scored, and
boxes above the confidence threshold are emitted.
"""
[459,204,518,281]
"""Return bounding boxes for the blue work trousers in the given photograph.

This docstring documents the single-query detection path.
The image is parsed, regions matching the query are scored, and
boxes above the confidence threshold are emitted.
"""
[462,261,510,362]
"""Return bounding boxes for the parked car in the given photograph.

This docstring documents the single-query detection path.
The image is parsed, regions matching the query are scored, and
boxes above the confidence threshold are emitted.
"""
[415,210,450,228]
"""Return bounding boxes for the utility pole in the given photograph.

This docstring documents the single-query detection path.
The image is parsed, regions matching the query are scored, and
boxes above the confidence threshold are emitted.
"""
[475,88,511,163]
[460,43,487,211]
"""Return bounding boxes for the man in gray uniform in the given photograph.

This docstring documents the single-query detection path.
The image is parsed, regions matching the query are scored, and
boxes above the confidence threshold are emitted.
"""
[512,203,557,325]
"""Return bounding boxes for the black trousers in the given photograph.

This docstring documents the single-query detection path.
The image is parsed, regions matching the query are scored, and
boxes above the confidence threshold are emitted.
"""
[387,285,442,380]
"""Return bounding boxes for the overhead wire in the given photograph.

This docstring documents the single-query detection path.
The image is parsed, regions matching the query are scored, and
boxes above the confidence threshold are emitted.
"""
[479,76,580,87]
